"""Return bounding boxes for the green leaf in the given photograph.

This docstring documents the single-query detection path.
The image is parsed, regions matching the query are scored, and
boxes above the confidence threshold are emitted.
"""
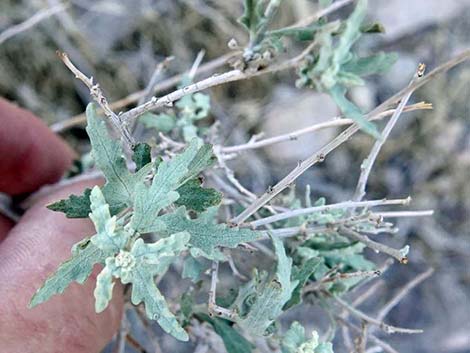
[175,178,222,212]
[197,313,254,353]
[341,52,398,77]
[158,206,262,260]
[239,0,265,35]
[281,322,333,353]
[232,236,298,335]
[132,143,152,172]
[329,85,380,138]
[47,188,92,218]
[360,21,386,33]
[30,238,110,308]
[130,139,200,233]
[284,257,322,310]
[182,255,205,282]
[176,92,211,121]
[139,112,176,133]
[94,259,115,312]
[86,104,152,213]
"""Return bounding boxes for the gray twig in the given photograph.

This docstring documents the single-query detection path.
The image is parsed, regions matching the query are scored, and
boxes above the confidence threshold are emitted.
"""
[353,64,426,202]
[57,51,135,147]
[0,3,68,45]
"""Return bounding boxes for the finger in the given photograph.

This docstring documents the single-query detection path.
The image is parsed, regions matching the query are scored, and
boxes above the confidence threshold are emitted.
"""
[0,180,123,353]
[0,215,13,242]
[0,98,75,195]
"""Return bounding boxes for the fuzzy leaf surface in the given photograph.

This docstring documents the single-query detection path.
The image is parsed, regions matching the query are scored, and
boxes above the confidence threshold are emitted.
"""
[30,238,109,307]
[158,206,262,260]
[46,188,92,218]
[175,178,222,212]
[232,236,298,335]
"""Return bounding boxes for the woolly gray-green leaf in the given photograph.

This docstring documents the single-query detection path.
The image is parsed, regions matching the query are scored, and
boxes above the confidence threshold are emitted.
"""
[140,112,176,133]
[120,233,190,341]
[282,321,334,353]
[284,257,322,310]
[86,104,152,214]
[158,206,262,260]
[341,52,398,77]
[89,186,129,253]
[29,238,110,308]
[130,139,200,233]
[329,85,380,138]
[182,256,205,282]
[94,259,116,313]
[232,236,298,335]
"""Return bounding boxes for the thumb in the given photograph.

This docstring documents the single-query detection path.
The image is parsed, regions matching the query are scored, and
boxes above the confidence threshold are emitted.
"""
[0,180,123,353]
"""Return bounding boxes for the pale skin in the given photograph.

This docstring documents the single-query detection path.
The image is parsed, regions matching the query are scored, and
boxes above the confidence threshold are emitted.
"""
[0,98,123,353]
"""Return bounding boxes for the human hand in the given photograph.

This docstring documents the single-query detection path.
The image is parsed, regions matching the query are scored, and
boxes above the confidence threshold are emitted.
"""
[0,98,123,353]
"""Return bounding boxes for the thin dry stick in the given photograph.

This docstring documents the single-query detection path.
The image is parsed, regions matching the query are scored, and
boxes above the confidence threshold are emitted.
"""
[221,103,432,153]
[230,50,470,226]
[376,268,434,323]
[286,0,355,29]
[138,56,175,105]
[250,197,411,228]
[57,51,135,147]
[0,3,68,45]
[339,226,409,263]
[337,317,400,353]
[119,39,320,122]
[208,261,235,319]
[374,210,434,218]
[50,51,239,132]
[353,64,426,202]
[334,296,423,334]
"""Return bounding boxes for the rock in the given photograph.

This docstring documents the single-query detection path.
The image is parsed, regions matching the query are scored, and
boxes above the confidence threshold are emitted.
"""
[261,86,339,163]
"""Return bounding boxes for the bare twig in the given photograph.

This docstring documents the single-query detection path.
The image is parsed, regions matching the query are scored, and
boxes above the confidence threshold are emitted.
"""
[221,103,432,153]
[250,197,411,228]
[119,39,319,122]
[353,64,426,202]
[50,51,240,132]
[230,50,470,226]
[337,317,400,353]
[339,226,409,264]
[334,296,423,334]
[376,268,434,323]
[208,261,235,319]
[374,210,434,218]
[57,51,135,147]
[286,0,355,29]
[0,3,68,45]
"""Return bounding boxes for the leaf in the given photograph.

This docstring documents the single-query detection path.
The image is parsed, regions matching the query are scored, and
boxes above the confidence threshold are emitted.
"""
[47,188,92,218]
[30,238,110,308]
[341,52,398,77]
[232,236,298,335]
[97,232,190,341]
[140,112,176,133]
[158,206,262,260]
[86,104,152,213]
[182,255,205,282]
[239,0,265,35]
[281,322,333,353]
[284,257,322,310]
[176,92,211,121]
[132,143,152,172]
[130,139,201,233]
[329,85,380,138]
[175,178,222,212]
[197,313,254,353]
[88,186,129,253]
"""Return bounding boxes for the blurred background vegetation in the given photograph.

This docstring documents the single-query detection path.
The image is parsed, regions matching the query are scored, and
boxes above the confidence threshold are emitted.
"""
[0,1,469,352]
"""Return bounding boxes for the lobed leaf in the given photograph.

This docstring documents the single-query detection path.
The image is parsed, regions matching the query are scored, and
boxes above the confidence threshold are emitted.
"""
[47,188,92,218]
[175,178,222,212]
[30,238,110,308]
[158,206,262,260]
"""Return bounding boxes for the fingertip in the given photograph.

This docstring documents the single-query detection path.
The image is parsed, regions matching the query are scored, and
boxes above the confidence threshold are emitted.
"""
[0,98,76,195]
